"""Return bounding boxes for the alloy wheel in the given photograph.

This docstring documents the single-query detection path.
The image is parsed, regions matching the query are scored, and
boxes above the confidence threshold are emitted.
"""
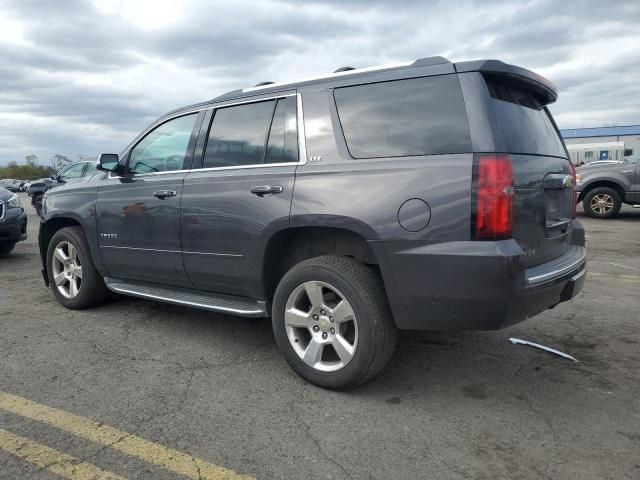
[284,280,358,372]
[51,240,83,299]
[590,193,614,215]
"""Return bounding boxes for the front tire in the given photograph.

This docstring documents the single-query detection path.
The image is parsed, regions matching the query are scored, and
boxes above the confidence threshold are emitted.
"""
[272,256,397,390]
[583,187,622,218]
[46,226,109,309]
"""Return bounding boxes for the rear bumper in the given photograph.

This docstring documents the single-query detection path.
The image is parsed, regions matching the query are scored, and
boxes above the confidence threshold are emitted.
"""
[372,221,586,331]
[0,208,28,243]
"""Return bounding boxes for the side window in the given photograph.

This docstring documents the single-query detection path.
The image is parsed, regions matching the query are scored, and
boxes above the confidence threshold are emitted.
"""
[334,75,471,158]
[58,163,85,181]
[203,101,275,169]
[265,97,298,164]
[84,162,99,175]
[128,114,198,174]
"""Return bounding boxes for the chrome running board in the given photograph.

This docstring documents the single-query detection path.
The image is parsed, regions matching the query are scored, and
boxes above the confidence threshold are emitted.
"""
[104,277,267,317]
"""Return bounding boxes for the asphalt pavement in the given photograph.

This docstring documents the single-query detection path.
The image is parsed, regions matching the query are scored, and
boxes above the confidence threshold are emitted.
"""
[0,194,638,479]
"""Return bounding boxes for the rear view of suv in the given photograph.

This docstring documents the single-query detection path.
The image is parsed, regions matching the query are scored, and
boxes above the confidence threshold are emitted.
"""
[39,57,585,389]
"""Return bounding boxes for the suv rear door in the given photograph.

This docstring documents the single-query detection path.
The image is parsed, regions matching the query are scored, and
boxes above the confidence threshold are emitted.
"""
[96,112,203,287]
[181,92,299,299]
[459,70,574,267]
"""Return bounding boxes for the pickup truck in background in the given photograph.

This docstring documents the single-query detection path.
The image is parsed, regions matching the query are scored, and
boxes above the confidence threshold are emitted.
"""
[576,155,640,218]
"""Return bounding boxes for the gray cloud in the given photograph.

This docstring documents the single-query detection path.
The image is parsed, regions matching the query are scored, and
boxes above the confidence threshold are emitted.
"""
[0,0,639,164]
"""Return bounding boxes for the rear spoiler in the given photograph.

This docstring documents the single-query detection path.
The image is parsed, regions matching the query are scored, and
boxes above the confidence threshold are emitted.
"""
[455,59,558,105]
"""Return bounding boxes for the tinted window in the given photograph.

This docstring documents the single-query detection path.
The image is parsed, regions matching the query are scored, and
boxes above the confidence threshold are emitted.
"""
[334,75,471,158]
[203,101,275,169]
[484,75,566,158]
[129,114,197,174]
[265,97,298,164]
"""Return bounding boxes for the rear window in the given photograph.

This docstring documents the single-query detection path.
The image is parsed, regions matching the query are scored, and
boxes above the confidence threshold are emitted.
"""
[484,74,566,158]
[334,75,471,159]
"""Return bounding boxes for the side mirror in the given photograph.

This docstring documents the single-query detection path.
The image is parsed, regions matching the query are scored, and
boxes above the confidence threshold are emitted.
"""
[98,153,120,172]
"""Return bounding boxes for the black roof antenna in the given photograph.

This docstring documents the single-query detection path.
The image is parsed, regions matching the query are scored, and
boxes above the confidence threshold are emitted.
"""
[254,81,274,87]
[333,67,356,73]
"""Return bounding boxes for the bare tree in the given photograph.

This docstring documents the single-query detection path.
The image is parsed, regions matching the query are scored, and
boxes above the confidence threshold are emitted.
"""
[53,154,71,170]
[25,154,39,166]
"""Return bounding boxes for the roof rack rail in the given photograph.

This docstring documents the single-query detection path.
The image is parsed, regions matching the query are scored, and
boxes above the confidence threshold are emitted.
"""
[210,89,243,102]
[333,66,356,73]
[411,56,451,67]
[238,56,452,94]
[254,81,274,87]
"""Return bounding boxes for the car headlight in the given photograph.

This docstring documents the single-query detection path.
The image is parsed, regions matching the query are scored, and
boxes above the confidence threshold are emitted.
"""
[575,173,582,184]
[7,193,22,209]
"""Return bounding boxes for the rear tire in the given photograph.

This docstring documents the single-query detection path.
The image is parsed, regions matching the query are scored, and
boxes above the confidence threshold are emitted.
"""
[46,226,109,309]
[0,242,16,255]
[583,187,622,218]
[272,255,397,390]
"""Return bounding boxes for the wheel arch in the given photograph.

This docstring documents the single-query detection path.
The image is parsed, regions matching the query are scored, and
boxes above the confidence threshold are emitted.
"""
[261,226,380,304]
[39,216,87,285]
[578,179,626,203]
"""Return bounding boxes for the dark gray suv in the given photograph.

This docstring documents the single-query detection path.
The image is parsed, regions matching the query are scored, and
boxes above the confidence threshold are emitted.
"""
[39,57,586,389]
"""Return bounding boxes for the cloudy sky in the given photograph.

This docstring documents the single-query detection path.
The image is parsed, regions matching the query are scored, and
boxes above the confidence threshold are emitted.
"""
[1,0,639,165]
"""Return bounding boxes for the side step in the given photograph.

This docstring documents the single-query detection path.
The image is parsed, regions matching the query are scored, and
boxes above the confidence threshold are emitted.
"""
[103,278,267,317]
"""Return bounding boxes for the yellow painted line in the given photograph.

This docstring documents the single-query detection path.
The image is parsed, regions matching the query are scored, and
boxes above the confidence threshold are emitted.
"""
[0,391,253,480]
[0,427,126,480]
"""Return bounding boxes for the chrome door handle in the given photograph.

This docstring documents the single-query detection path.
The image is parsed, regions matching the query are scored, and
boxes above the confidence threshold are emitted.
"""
[250,185,283,197]
[153,190,177,200]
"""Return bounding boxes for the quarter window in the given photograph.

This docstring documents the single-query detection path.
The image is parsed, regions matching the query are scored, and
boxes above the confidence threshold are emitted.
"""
[128,114,198,174]
[334,75,471,158]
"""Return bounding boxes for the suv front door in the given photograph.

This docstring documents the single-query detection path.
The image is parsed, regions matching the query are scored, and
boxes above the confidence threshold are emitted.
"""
[96,112,203,287]
[181,93,300,298]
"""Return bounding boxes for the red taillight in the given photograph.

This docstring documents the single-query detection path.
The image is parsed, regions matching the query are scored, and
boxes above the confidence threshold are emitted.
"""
[473,154,514,240]
[570,162,577,219]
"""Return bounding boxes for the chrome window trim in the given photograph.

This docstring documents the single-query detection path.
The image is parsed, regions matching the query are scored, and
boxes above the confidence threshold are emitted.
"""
[212,92,295,109]
[111,92,305,179]
[241,61,414,93]
[297,92,308,166]
[0,200,5,220]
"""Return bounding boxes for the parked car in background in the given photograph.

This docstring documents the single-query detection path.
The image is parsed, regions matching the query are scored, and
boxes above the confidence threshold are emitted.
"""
[27,159,103,215]
[0,186,27,254]
[0,179,22,193]
[39,57,585,389]
[576,154,640,218]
